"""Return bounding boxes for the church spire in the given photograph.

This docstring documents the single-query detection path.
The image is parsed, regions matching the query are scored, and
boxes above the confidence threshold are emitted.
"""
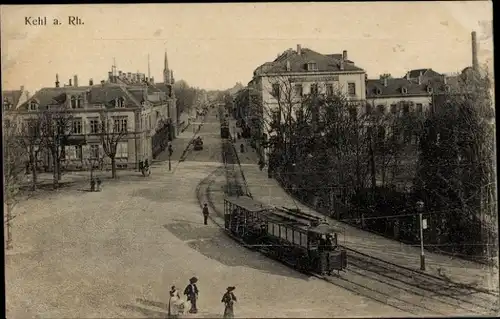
[164,50,171,84]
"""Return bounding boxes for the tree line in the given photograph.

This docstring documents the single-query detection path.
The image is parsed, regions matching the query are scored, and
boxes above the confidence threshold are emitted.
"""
[236,72,496,263]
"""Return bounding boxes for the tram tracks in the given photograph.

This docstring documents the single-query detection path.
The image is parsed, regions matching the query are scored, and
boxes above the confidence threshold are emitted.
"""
[194,133,499,317]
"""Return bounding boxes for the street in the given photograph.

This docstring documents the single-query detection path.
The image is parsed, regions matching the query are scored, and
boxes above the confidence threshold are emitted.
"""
[6,112,410,318]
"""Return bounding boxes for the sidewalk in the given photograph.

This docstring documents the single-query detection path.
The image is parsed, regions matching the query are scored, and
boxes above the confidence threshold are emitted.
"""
[241,163,499,293]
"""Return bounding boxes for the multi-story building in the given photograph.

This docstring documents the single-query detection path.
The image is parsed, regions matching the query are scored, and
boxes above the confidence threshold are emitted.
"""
[246,44,367,161]
[9,55,176,172]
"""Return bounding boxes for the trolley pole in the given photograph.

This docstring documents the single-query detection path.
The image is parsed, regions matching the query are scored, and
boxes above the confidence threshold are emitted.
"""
[417,200,425,271]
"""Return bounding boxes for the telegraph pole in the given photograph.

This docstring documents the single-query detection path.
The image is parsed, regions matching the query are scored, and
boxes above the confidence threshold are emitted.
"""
[416,200,426,271]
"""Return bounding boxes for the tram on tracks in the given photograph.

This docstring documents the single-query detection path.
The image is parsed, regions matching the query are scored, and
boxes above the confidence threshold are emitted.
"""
[223,196,347,275]
[220,118,230,139]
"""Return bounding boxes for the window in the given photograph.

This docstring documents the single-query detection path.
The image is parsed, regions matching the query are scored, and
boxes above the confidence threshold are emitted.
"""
[377,104,385,114]
[272,83,280,100]
[116,142,128,158]
[90,144,100,158]
[77,96,84,108]
[293,232,302,245]
[401,87,408,94]
[287,228,294,242]
[403,102,410,115]
[65,145,83,160]
[348,83,356,96]
[29,101,38,111]
[307,62,318,71]
[279,225,287,240]
[326,84,334,96]
[416,103,423,113]
[25,120,39,137]
[115,97,125,108]
[300,233,308,247]
[89,118,99,134]
[365,103,372,115]
[310,84,318,95]
[70,96,77,108]
[390,104,398,114]
[349,107,358,120]
[113,116,128,133]
[72,118,82,134]
[294,84,303,97]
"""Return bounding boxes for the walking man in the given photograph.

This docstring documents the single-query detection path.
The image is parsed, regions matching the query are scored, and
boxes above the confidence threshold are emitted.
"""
[184,277,199,313]
[202,203,209,225]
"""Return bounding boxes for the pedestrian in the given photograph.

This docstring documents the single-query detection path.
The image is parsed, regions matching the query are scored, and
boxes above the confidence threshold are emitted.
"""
[168,286,182,319]
[183,277,199,313]
[221,286,237,319]
[96,177,102,191]
[202,203,209,225]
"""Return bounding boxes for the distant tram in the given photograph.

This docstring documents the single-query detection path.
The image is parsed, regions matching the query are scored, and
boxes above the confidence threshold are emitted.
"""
[223,196,347,275]
[220,118,230,139]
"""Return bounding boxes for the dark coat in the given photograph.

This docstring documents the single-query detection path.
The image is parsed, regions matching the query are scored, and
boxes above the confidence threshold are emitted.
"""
[184,284,199,300]
[202,207,209,215]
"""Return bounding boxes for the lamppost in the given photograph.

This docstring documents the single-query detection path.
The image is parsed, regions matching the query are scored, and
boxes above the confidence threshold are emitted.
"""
[416,200,426,271]
[168,141,173,171]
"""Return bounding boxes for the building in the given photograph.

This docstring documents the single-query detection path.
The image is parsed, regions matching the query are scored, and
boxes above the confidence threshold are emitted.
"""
[10,61,175,172]
[365,31,483,117]
[246,44,367,161]
[2,86,30,111]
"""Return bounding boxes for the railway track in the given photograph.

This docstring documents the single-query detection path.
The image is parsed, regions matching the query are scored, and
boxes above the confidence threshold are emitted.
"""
[193,128,499,317]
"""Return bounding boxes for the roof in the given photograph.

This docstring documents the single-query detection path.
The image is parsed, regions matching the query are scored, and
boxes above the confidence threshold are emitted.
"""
[2,89,23,109]
[225,196,269,212]
[254,47,364,76]
[366,75,461,98]
[406,68,442,79]
[17,83,145,111]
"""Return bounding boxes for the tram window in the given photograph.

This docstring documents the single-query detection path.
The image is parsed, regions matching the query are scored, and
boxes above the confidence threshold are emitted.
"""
[300,233,308,247]
[287,228,294,242]
[267,223,273,235]
[293,232,301,246]
[279,225,287,240]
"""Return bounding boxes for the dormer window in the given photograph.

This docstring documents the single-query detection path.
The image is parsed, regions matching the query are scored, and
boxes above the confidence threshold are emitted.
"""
[401,87,408,94]
[307,62,318,71]
[376,87,382,95]
[29,100,38,111]
[70,96,77,108]
[115,97,125,108]
[427,86,433,94]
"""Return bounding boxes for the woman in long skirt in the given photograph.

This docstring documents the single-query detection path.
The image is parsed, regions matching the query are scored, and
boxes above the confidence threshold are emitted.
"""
[221,286,237,319]
[168,286,181,319]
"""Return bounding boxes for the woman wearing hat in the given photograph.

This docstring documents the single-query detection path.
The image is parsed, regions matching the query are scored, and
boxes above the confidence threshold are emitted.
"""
[168,286,182,319]
[221,286,237,318]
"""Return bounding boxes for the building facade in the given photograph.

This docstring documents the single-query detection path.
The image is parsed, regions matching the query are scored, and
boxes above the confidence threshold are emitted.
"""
[246,44,367,161]
[10,67,175,172]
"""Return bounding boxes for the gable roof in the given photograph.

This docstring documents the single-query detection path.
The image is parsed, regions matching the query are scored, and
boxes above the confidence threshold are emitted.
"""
[17,83,144,111]
[406,68,442,79]
[2,89,24,109]
[366,75,460,98]
[255,47,364,76]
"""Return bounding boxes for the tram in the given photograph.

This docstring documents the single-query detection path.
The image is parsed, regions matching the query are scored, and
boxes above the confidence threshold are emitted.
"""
[220,118,230,139]
[223,196,347,275]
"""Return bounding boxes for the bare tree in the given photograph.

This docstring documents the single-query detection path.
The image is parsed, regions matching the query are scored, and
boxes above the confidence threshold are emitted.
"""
[99,111,128,178]
[17,117,43,191]
[3,115,28,250]
[38,105,74,189]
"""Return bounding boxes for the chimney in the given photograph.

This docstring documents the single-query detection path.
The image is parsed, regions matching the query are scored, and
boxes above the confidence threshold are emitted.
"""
[69,78,72,86]
[89,78,94,86]
[108,71,113,82]
[55,74,60,87]
[286,60,291,71]
[383,77,388,87]
[20,85,24,92]
[342,50,348,61]
[339,60,344,71]
[100,80,105,86]
[443,75,447,85]
[118,70,122,77]
[418,74,422,85]
[472,31,479,71]
[406,72,410,80]
[73,75,78,87]
[297,44,302,55]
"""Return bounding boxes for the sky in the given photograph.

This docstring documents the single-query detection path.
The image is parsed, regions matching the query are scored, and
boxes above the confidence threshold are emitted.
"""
[1,2,493,93]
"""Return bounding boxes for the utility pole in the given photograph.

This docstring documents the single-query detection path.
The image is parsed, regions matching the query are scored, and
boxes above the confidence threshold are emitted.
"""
[416,200,426,271]
[168,142,172,171]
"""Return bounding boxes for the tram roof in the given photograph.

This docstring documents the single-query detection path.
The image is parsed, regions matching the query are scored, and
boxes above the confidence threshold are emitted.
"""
[225,196,270,212]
